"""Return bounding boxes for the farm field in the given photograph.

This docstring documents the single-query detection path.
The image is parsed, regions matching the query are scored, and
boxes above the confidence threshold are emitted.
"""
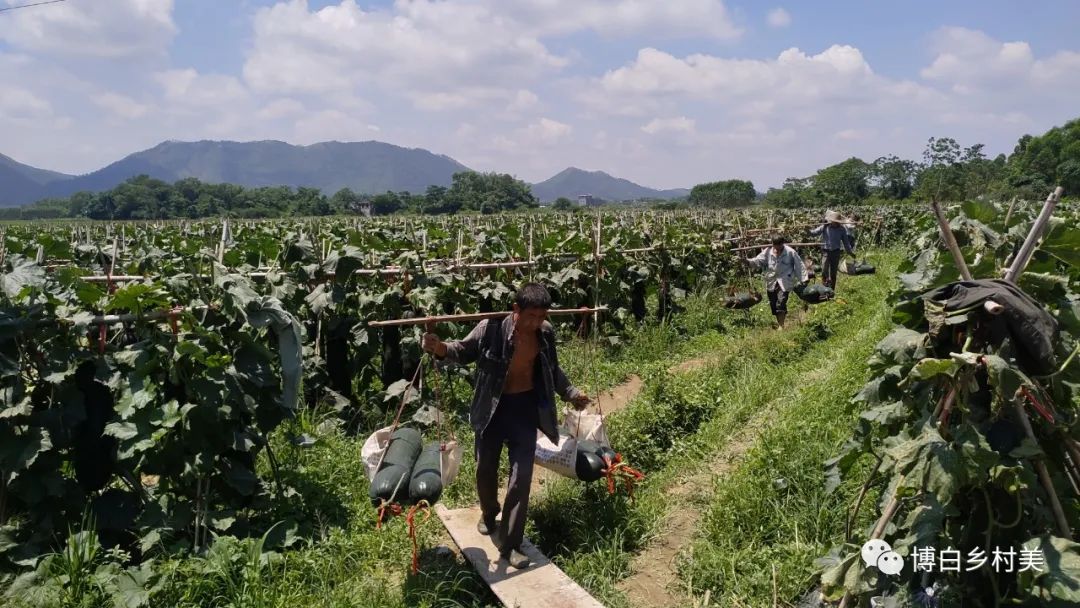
[1,200,1079,608]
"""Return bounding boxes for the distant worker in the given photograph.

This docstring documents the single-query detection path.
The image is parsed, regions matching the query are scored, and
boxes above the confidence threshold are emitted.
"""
[810,210,854,289]
[744,234,808,328]
[422,283,590,570]
[844,213,861,251]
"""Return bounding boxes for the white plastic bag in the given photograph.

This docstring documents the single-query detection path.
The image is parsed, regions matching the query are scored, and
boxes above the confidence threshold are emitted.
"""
[361,426,394,482]
[361,426,464,486]
[562,408,610,448]
[534,432,579,479]
[438,440,464,486]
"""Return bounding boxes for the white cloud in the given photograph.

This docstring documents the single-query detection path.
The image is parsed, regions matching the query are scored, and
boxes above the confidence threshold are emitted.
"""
[497,0,741,40]
[523,118,573,145]
[92,92,150,120]
[921,26,1080,92]
[0,0,176,58]
[257,98,306,121]
[509,90,540,112]
[593,45,889,113]
[241,0,740,113]
[833,128,876,141]
[0,86,54,120]
[766,8,792,28]
[242,0,567,106]
[642,116,696,135]
[154,69,248,107]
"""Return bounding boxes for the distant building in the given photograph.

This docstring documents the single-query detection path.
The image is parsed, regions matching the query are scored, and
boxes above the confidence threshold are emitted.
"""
[577,194,594,207]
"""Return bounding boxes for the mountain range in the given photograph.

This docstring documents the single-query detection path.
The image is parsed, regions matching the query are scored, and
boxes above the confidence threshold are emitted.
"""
[0,140,687,207]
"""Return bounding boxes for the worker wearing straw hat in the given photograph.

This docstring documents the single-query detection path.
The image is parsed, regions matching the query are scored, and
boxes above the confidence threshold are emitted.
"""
[810,210,854,289]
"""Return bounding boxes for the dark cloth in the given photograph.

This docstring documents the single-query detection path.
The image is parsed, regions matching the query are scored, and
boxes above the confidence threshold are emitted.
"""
[921,279,1059,375]
[821,249,843,289]
[767,286,789,315]
[476,389,540,552]
[439,316,581,445]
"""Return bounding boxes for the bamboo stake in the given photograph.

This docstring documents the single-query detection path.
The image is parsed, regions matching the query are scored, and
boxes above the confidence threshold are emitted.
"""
[594,212,601,329]
[1012,393,1072,538]
[1004,187,1064,283]
[837,475,906,608]
[930,200,973,281]
[368,306,607,328]
[1004,196,1017,229]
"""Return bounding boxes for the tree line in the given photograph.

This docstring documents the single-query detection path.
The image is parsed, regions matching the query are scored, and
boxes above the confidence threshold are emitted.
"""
[0,170,539,220]
[757,117,1080,208]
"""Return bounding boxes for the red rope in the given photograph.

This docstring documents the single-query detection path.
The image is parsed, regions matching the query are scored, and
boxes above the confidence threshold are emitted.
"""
[406,500,432,575]
[601,454,645,499]
[375,500,403,529]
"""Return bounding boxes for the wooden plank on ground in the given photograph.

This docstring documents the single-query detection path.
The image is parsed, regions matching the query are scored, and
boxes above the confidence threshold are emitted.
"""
[435,504,607,608]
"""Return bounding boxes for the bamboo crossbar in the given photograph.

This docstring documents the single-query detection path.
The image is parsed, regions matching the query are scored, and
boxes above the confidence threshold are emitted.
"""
[0,306,206,329]
[730,241,821,252]
[367,306,607,327]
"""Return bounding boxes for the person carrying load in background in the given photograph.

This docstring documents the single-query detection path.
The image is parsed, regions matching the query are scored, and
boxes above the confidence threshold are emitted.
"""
[844,213,860,251]
[421,283,591,570]
[810,210,855,289]
[743,234,808,328]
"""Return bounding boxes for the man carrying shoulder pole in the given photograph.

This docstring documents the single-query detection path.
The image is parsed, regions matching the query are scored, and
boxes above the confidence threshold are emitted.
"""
[809,210,855,289]
[743,234,808,328]
[421,283,590,570]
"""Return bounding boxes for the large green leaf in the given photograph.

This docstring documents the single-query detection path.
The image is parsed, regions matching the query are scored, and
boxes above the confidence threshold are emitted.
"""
[0,257,46,299]
[1018,535,1080,606]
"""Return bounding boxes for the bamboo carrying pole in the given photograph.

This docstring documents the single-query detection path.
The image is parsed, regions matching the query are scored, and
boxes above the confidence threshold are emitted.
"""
[730,241,819,252]
[930,200,974,281]
[367,306,607,328]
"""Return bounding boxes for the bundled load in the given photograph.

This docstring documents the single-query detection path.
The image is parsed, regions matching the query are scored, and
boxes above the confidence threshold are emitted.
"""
[794,282,835,304]
[724,291,763,309]
[362,422,462,574]
[841,259,876,275]
[366,427,423,506]
[534,406,644,496]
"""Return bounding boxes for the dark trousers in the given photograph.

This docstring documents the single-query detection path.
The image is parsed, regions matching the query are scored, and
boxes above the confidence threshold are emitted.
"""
[476,390,539,553]
[767,286,789,316]
[822,249,843,289]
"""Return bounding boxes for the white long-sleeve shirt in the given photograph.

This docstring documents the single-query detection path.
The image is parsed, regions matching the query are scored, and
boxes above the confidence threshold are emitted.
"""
[748,245,808,292]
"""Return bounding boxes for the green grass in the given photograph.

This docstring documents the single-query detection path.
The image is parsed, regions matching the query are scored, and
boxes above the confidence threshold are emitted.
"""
[677,259,900,606]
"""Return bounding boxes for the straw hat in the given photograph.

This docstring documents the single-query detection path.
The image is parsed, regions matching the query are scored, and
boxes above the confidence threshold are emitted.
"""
[825,210,843,223]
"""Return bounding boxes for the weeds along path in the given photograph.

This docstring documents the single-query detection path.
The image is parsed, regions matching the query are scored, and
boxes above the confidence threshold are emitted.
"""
[526,253,902,608]
[676,305,895,607]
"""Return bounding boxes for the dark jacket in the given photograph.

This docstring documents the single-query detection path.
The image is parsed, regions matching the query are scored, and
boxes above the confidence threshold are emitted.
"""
[922,279,1059,375]
[438,316,582,444]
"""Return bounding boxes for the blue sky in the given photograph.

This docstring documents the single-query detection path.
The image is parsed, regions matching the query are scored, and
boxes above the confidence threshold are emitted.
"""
[3,0,1079,189]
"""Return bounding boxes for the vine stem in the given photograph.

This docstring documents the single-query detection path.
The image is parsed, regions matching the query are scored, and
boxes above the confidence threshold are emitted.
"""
[845,454,883,542]
[838,474,905,608]
[981,488,1003,608]
[1011,394,1072,538]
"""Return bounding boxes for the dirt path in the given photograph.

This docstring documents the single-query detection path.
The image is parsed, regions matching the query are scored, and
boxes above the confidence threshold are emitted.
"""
[616,408,776,607]
[617,361,830,607]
